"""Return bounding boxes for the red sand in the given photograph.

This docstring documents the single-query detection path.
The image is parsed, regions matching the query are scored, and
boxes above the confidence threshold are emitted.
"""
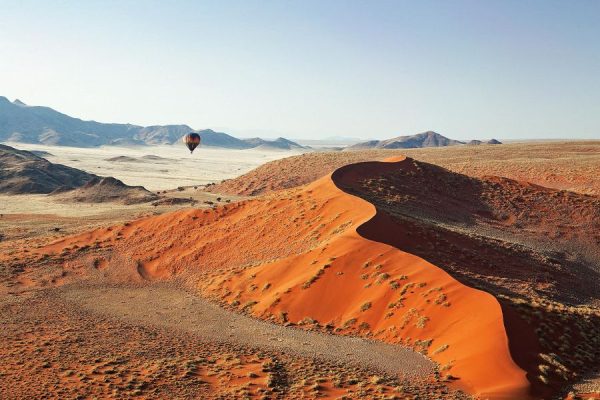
[18,157,537,399]
[202,157,530,399]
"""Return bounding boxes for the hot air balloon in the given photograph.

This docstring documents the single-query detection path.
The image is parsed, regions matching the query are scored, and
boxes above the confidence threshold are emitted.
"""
[183,133,201,153]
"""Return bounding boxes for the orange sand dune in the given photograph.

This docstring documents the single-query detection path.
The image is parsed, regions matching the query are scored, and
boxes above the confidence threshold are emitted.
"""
[25,157,533,399]
[202,158,530,399]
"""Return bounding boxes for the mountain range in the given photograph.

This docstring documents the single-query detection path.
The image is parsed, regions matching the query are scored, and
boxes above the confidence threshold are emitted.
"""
[0,97,305,150]
[346,131,501,150]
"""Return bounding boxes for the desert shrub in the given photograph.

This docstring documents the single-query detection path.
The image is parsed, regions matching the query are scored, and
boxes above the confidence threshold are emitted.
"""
[538,364,550,375]
[342,318,357,328]
[358,322,370,330]
[299,317,318,325]
[432,344,449,355]
[399,283,415,296]
[435,293,447,305]
[377,273,390,283]
[242,301,258,311]
[279,311,288,323]
[416,316,429,328]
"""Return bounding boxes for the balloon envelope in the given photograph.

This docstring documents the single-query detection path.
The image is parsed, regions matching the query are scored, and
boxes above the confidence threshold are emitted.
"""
[183,133,201,153]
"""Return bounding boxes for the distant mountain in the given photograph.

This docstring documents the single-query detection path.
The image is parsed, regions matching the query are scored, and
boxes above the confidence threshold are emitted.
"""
[467,139,503,145]
[241,137,306,150]
[346,131,464,150]
[200,129,256,149]
[0,97,299,149]
[0,144,157,204]
[0,97,139,147]
[53,176,158,204]
[134,125,195,145]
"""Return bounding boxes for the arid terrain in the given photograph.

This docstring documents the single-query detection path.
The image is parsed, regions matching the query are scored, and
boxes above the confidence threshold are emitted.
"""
[209,141,600,197]
[1,141,599,400]
[5,142,307,190]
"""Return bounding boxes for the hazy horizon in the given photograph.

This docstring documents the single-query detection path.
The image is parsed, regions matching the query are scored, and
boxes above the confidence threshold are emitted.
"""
[1,0,599,141]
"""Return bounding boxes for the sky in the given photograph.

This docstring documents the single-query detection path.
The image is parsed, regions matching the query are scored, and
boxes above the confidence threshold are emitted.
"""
[0,0,599,141]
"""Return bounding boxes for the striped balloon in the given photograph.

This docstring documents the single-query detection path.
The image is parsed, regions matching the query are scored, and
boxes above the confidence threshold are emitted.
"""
[183,133,201,153]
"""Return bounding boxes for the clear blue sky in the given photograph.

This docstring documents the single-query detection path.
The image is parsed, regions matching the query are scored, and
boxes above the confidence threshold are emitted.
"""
[1,0,599,140]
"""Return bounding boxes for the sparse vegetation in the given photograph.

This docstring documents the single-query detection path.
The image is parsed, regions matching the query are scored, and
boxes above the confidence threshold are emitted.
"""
[432,344,449,355]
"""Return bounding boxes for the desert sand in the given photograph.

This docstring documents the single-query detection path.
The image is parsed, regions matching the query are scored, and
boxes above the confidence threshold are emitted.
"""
[209,141,600,196]
[2,142,599,400]
[4,142,308,190]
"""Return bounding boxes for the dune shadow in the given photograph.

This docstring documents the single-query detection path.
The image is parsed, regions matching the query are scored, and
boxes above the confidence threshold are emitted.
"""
[331,157,600,399]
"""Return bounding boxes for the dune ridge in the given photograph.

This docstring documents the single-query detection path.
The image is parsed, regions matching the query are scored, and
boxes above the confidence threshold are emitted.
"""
[15,158,559,399]
[201,157,530,399]
[207,141,600,197]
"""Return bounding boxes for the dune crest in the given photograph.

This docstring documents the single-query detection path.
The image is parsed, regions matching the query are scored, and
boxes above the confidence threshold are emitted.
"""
[200,157,530,399]
[23,158,537,399]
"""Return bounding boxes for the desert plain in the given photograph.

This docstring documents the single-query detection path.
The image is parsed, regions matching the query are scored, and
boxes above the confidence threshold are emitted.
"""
[1,141,599,400]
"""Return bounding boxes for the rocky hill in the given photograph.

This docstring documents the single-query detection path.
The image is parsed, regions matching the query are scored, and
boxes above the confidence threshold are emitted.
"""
[53,176,158,204]
[0,144,157,203]
[241,137,306,150]
[467,139,502,145]
[0,144,95,194]
[346,131,465,150]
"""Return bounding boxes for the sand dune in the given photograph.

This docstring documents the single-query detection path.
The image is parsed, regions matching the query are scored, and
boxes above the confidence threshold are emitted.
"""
[202,158,531,399]
[13,158,530,399]
[8,156,599,399]
[208,141,600,196]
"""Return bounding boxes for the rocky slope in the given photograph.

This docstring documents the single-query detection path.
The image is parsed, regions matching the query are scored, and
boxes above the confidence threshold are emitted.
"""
[0,144,95,194]
[52,176,158,204]
[0,144,157,203]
